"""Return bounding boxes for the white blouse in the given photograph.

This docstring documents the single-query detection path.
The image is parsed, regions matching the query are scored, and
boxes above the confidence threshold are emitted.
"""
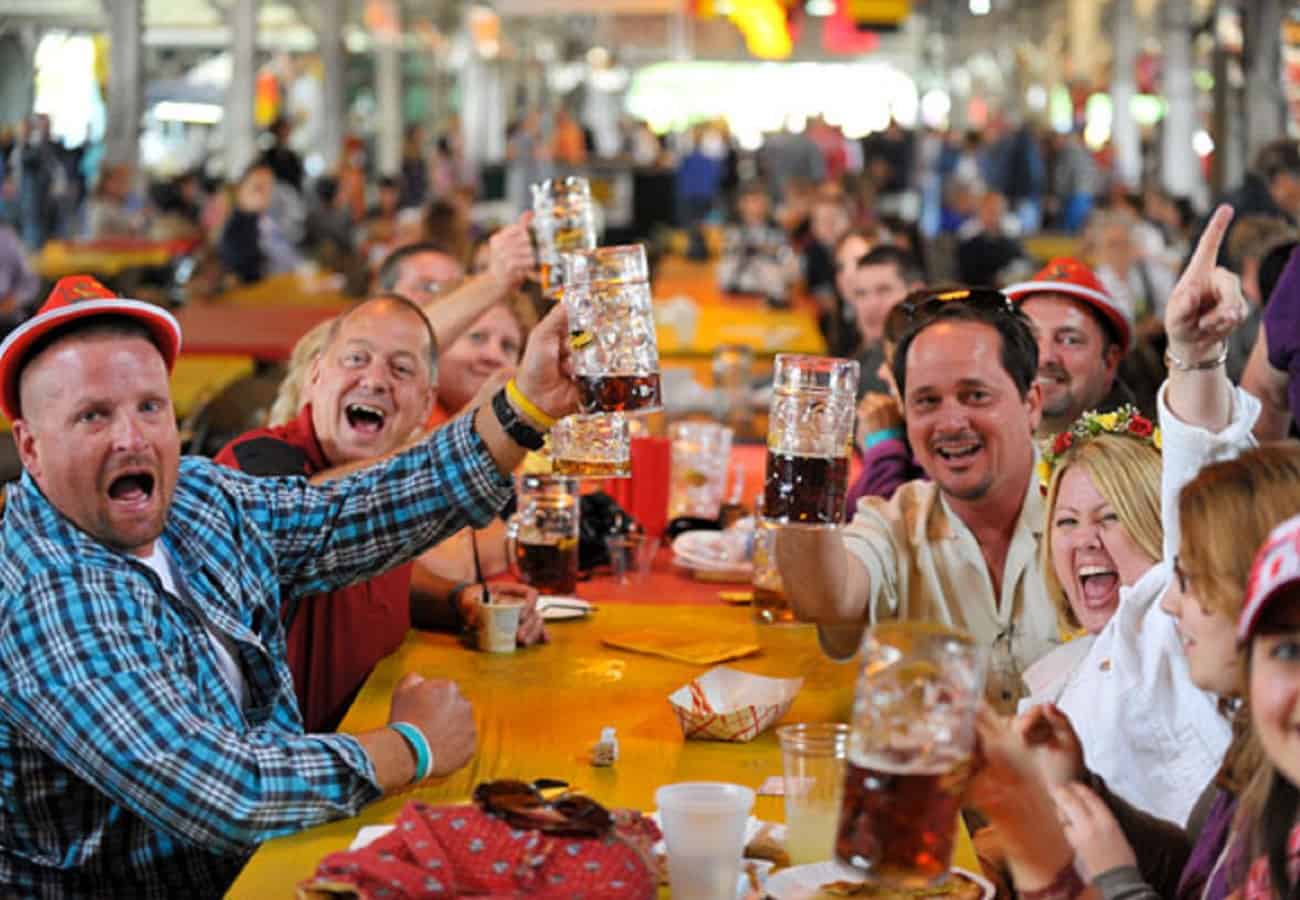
[1020,383,1259,826]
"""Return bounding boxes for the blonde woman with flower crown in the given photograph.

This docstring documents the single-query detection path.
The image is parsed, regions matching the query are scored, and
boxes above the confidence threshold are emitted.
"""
[1020,209,1262,828]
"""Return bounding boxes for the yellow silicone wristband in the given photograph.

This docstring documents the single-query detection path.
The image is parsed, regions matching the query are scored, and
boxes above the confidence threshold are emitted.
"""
[505,378,557,430]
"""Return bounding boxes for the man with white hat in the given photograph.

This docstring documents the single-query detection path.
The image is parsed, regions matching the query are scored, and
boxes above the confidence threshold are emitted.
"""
[0,274,576,895]
[1005,257,1139,438]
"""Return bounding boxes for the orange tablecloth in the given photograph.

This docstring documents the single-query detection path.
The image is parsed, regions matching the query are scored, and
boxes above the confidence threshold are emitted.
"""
[228,600,977,897]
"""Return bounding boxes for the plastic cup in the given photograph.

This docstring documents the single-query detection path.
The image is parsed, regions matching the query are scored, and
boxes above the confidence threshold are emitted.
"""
[605,533,660,584]
[655,782,755,900]
[777,723,850,865]
[476,596,523,653]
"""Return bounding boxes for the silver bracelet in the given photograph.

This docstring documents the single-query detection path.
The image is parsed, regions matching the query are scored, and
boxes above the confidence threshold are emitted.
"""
[1164,344,1228,371]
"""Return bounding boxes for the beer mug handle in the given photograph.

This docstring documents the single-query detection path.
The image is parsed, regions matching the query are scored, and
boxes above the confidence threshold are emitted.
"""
[504,512,523,582]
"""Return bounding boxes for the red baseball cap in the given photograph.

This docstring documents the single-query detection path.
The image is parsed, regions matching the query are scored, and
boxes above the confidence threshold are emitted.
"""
[1239,514,1300,644]
[1004,257,1133,351]
[0,275,181,421]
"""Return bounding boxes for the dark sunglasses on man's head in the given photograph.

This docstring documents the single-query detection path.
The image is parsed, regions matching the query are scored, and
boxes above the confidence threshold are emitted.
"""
[899,286,1016,321]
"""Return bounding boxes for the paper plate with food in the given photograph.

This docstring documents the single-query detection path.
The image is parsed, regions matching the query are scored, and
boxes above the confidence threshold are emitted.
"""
[764,862,993,900]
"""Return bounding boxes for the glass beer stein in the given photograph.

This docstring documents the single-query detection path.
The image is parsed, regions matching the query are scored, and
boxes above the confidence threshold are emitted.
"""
[762,355,859,527]
[836,623,987,887]
[562,244,662,414]
[547,413,631,479]
[505,474,581,595]
[531,176,597,301]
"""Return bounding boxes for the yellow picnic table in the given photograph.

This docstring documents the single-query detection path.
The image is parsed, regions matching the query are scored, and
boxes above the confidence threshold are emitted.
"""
[653,258,827,359]
[228,602,978,897]
[215,272,355,310]
[33,238,200,281]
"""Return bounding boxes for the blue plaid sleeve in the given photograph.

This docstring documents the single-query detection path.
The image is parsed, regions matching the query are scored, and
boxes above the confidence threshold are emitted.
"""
[0,568,381,854]
[232,412,512,597]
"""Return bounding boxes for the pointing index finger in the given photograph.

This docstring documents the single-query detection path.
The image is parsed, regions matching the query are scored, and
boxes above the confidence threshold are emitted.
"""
[1186,204,1235,277]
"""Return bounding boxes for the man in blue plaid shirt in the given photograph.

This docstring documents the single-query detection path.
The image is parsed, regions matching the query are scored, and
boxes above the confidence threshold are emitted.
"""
[0,275,577,897]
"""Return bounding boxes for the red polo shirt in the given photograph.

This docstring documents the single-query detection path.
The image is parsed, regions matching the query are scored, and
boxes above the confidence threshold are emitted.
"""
[215,405,413,733]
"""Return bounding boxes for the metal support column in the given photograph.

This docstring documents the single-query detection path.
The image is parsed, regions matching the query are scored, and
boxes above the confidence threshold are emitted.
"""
[226,0,258,177]
[102,0,142,169]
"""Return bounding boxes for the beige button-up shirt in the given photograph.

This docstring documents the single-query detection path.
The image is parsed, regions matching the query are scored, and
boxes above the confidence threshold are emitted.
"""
[840,473,1061,704]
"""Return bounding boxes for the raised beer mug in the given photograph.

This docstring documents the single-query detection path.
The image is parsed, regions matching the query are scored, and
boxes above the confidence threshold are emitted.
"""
[762,354,859,527]
[531,176,597,301]
[505,474,581,595]
[562,244,662,414]
[837,623,988,887]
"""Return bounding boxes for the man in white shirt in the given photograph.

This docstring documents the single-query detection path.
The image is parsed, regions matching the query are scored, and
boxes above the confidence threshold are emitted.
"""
[776,289,1060,709]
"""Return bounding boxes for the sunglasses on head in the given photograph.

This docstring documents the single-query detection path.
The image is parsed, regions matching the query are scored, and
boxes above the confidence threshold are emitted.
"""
[899,286,1016,321]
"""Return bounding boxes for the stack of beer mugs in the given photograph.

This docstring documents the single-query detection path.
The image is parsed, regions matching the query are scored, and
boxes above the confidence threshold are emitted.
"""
[532,177,662,481]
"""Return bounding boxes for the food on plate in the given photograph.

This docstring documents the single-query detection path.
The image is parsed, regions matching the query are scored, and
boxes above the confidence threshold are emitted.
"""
[819,870,984,900]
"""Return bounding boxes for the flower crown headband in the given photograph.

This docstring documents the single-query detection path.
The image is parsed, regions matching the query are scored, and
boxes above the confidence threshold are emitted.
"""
[1037,404,1162,489]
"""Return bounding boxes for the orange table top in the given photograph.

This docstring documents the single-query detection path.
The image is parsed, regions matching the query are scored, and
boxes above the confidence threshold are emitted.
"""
[229,596,978,897]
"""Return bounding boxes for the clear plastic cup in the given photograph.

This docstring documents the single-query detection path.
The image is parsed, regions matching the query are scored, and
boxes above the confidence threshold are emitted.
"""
[667,421,734,521]
[655,782,755,900]
[777,723,850,865]
[605,532,660,584]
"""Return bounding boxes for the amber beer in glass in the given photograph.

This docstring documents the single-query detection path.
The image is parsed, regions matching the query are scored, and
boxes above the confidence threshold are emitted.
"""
[547,413,631,479]
[530,177,597,301]
[562,245,662,414]
[762,355,858,528]
[505,475,581,594]
[836,623,987,887]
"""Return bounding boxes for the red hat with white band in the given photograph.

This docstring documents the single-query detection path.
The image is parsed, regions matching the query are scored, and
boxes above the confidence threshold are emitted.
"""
[1239,513,1300,644]
[0,275,181,421]
[1004,257,1134,351]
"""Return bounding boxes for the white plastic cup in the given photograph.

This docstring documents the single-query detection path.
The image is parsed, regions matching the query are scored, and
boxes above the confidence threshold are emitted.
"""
[476,597,523,653]
[655,782,755,900]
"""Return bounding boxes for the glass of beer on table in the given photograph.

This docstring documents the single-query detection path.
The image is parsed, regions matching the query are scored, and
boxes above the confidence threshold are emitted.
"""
[762,354,859,527]
[531,176,597,302]
[561,244,662,414]
[505,474,581,595]
[836,623,987,887]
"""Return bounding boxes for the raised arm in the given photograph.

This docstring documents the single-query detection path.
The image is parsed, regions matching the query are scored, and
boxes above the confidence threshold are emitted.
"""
[1162,205,1247,432]
[420,213,534,348]
[1242,319,1293,440]
[775,527,874,658]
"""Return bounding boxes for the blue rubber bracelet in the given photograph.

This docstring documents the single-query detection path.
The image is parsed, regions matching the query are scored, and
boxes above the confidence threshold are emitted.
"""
[390,721,433,783]
[863,426,905,451]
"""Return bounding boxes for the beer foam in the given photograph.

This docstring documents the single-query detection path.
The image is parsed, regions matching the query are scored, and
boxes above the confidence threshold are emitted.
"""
[846,747,968,776]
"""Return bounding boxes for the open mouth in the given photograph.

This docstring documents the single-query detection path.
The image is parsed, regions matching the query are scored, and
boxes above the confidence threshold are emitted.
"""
[345,402,387,435]
[108,471,155,504]
[1078,565,1119,606]
[933,440,982,462]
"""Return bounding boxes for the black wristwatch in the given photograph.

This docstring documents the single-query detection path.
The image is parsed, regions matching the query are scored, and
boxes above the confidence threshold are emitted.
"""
[491,387,546,450]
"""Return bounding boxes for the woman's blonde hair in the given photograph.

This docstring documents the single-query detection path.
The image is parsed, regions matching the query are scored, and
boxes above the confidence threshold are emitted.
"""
[1178,442,1300,620]
[1041,433,1164,632]
[266,318,335,427]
